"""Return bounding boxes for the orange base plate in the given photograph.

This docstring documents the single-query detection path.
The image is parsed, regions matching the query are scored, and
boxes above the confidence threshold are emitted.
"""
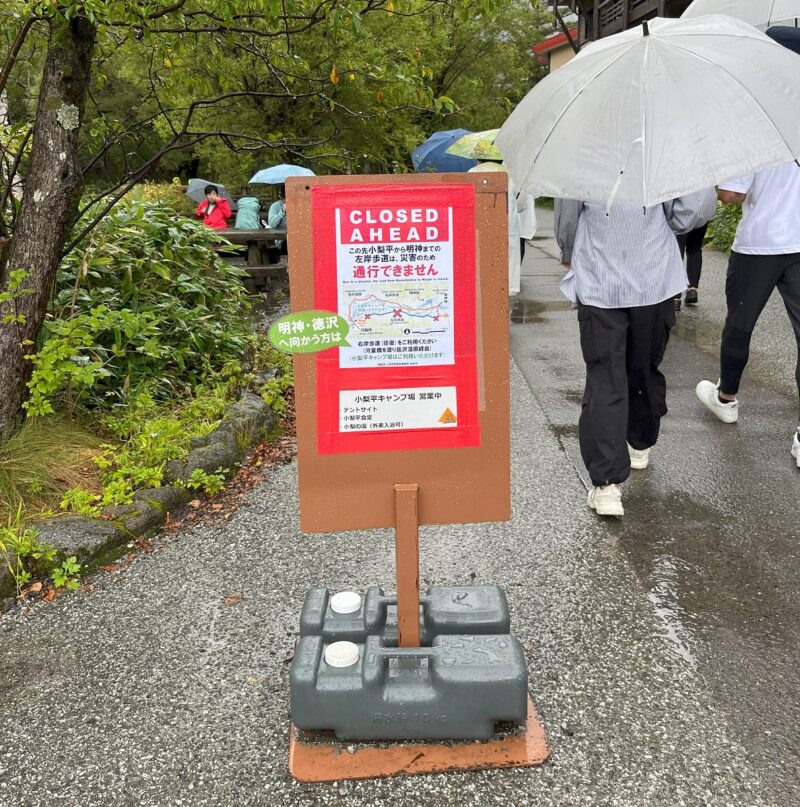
[288,697,549,782]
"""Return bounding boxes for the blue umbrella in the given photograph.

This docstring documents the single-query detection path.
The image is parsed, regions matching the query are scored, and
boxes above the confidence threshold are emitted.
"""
[411,129,478,173]
[249,164,315,184]
[767,25,800,55]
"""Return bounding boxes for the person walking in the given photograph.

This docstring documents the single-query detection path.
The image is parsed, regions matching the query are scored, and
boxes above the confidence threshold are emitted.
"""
[673,222,709,310]
[556,190,717,517]
[695,162,800,468]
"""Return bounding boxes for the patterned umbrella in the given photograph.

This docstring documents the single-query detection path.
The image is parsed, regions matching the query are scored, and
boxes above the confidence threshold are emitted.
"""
[445,129,502,161]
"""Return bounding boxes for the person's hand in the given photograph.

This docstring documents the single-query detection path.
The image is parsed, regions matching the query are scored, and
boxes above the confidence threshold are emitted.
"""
[561,261,571,269]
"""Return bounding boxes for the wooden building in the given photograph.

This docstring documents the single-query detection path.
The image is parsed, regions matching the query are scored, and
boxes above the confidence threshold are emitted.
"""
[555,0,694,45]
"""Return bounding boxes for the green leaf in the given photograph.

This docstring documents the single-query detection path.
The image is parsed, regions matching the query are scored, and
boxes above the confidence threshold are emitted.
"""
[150,264,171,281]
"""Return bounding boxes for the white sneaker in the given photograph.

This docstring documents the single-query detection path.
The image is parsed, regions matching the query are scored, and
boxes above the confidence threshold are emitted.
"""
[792,430,800,468]
[587,484,624,517]
[628,444,650,470]
[696,380,739,424]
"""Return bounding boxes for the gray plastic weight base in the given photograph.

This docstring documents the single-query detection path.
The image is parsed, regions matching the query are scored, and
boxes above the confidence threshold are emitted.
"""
[290,634,528,740]
[299,585,510,646]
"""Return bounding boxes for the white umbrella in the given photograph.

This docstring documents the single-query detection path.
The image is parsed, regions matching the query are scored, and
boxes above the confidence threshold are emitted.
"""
[682,0,800,29]
[495,15,800,209]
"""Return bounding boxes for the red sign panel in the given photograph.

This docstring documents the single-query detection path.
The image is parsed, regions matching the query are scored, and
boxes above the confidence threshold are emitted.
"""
[313,183,479,454]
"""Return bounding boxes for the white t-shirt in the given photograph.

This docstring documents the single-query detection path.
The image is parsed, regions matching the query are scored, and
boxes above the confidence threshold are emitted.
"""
[719,162,800,255]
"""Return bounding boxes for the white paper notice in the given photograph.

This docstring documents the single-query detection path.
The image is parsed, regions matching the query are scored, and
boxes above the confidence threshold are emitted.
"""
[334,204,455,369]
[339,387,458,432]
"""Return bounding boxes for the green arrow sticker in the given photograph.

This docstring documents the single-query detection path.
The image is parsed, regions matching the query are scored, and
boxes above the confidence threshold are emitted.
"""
[268,310,351,354]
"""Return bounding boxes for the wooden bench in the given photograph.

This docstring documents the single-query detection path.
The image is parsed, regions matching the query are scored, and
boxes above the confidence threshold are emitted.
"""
[216,227,288,293]
[243,259,289,293]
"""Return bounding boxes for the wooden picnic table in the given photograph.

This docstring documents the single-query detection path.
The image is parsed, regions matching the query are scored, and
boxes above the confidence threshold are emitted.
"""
[216,227,286,266]
[216,227,288,293]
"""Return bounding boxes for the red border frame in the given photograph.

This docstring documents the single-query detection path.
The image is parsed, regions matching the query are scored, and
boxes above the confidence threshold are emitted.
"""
[313,183,479,455]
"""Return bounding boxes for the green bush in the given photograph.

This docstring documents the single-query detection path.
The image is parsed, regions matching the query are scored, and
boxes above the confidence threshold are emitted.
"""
[0,505,57,595]
[60,370,242,513]
[27,200,251,414]
[4,198,295,592]
[126,180,197,217]
[705,201,742,254]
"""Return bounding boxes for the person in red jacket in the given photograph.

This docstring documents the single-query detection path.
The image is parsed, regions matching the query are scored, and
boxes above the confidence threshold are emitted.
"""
[196,185,231,229]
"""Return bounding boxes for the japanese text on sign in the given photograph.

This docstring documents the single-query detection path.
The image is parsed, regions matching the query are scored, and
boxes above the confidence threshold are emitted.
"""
[335,205,455,370]
[311,182,479,454]
[268,310,351,354]
[339,387,458,432]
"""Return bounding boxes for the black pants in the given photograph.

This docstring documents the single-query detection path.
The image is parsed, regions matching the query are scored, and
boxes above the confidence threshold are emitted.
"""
[720,251,800,416]
[676,224,708,289]
[577,299,675,486]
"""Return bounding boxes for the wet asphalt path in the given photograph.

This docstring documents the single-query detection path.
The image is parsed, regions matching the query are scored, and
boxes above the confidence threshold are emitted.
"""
[0,209,797,806]
[513,208,800,806]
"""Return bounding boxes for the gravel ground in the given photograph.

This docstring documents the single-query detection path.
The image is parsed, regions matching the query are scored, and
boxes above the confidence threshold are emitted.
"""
[0,358,769,806]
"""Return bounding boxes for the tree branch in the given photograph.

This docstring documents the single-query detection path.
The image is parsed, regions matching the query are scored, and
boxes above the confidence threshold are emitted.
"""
[0,127,31,232]
[64,134,214,256]
[80,107,163,175]
[0,16,41,100]
[147,0,189,21]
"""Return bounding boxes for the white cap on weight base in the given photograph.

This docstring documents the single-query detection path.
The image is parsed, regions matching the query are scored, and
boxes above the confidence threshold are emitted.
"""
[329,591,362,614]
[324,641,360,668]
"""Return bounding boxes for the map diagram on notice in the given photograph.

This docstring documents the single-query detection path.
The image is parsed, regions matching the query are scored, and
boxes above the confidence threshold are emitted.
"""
[335,205,455,369]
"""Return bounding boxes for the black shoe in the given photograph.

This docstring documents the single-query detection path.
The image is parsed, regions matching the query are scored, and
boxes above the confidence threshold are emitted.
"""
[685,288,698,305]
[674,295,682,312]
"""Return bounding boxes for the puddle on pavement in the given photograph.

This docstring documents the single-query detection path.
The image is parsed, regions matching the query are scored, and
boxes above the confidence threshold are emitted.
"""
[617,488,796,667]
[673,315,731,359]
[544,434,800,672]
[548,423,579,439]
[674,314,796,399]
[510,299,574,324]
[646,553,700,666]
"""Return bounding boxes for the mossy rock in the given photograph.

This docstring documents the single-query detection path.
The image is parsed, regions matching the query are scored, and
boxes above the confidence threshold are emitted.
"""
[30,516,131,570]
[101,502,165,537]
[132,485,191,513]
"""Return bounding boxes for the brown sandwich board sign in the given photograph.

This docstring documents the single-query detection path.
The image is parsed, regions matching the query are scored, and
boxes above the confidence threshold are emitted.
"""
[286,172,510,537]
